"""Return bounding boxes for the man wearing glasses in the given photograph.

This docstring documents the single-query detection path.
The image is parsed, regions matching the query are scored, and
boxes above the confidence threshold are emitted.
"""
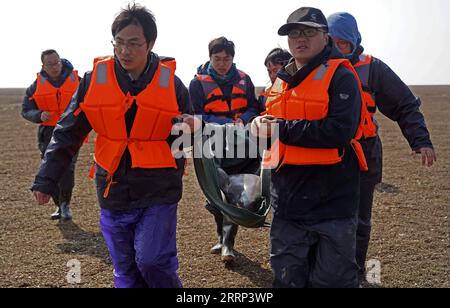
[252,7,367,288]
[31,3,197,288]
[22,50,80,221]
[328,12,436,285]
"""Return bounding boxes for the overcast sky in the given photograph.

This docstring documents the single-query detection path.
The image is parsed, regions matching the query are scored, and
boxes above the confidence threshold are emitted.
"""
[1,0,449,88]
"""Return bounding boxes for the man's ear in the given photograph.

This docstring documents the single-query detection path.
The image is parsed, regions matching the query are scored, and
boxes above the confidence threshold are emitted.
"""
[147,40,156,53]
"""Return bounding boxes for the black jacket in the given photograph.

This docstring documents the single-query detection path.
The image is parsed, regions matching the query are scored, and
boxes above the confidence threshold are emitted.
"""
[32,53,192,211]
[271,42,362,222]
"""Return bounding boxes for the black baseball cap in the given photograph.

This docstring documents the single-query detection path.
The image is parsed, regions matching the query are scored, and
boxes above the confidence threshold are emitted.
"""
[278,7,329,35]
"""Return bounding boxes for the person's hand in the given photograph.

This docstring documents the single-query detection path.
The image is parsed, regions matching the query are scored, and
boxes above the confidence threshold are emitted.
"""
[412,147,437,167]
[233,118,244,127]
[250,115,278,138]
[172,114,202,134]
[33,191,51,205]
[40,111,52,122]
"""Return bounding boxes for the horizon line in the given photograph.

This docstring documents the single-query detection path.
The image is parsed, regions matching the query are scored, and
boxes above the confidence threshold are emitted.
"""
[1,84,450,90]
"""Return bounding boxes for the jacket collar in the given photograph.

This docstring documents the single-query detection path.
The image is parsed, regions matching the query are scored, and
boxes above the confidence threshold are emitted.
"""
[39,58,74,87]
[348,45,365,65]
[113,52,160,96]
[197,61,241,86]
[114,52,155,82]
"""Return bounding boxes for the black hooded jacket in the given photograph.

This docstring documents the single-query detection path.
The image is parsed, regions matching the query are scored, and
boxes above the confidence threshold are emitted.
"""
[31,53,192,211]
[270,42,362,222]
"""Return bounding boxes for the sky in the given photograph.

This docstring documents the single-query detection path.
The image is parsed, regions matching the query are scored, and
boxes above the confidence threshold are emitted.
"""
[1,0,449,88]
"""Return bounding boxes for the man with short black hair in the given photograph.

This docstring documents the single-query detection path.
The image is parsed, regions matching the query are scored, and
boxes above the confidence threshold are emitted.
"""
[189,36,259,263]
[31,3,197,288]
[22,49,80,221]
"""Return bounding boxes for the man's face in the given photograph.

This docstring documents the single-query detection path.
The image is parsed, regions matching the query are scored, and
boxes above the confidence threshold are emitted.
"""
[287,26,329,67]
[113,24,154,78]
[42,53,62,80]
[266,62,283,84]
[210,51,233,76]
[331,37,353,55]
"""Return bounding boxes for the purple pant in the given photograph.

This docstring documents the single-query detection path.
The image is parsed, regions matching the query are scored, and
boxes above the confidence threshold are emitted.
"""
[100,204,182,288]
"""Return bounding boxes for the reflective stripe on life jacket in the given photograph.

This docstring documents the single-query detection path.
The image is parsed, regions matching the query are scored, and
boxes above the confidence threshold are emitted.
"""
[79,56,181,196]
[31,71,79,126]
[197,71,248,119]
[264,59,368,171]
[354,54,377,138]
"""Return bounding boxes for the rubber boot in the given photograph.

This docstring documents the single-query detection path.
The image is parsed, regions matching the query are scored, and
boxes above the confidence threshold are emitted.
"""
[210,211,223,254]
[221,217,238,263]
[50,195,60,220]
[60,201,72,221]
[50,206,61,220]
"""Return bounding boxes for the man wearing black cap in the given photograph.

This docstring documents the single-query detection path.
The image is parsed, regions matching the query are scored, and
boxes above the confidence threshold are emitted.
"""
[251,7,367,288]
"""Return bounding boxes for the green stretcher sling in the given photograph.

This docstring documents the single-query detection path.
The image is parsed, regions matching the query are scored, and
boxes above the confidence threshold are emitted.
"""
[192,127,271,228]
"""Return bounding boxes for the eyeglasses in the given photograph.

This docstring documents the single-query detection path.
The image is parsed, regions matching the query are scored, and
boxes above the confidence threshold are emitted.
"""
[288,28,325,39]
[111,40,147,51]
[43,60,62,69]
[333,39,351,49]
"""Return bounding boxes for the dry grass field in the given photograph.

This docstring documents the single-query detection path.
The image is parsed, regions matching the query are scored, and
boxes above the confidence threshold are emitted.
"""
[0,86,448,288]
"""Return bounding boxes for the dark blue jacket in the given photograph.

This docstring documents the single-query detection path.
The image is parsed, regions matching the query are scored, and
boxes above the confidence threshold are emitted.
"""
[189,62,259,124]
[257,88,269,115]
[328,12,434,184]
[349,46,434,184]
[271,42,362,222]
[350,46,433,151]
[22,59,79,124]
[31,53,192,211]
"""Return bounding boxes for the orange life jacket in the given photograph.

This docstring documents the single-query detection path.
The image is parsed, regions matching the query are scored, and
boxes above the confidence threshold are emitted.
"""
[258,84,273,115]
[264,59,368,171]
[31,71,79,126]
[264,84,272,94]
[197,71,248,119]
[354,54,377,138]
[77,57,181,197]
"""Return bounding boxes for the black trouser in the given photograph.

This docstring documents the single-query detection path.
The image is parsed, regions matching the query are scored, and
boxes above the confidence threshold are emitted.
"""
[356,180,376,278]
[270,215,359,288]
[358,135,382,279]
[205,202,238,249]
[38,125,78,206]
